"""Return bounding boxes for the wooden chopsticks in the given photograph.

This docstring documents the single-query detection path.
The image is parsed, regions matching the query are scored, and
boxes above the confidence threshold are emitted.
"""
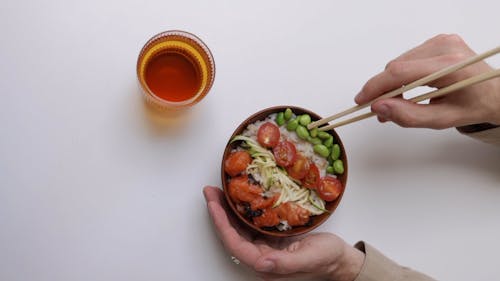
[307,46,500,131]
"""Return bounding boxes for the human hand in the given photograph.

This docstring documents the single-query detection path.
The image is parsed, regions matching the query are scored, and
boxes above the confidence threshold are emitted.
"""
[203,186,364,281]
[355,34,500,129]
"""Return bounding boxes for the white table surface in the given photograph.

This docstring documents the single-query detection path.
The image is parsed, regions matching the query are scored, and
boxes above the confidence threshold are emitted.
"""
[1,1,499,280]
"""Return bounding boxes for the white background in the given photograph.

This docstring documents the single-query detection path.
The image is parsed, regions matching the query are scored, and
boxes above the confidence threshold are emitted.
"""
[1,1,499,280]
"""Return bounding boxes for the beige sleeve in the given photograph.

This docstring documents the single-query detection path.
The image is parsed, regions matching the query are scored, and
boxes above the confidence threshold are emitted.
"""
[456,124,500,146]
[353,242,436,281]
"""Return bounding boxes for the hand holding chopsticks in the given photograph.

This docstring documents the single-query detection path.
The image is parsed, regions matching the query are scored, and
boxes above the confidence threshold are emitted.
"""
[308,38,500,131]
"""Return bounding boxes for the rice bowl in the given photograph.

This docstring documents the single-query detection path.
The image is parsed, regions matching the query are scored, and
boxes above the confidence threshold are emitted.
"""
[221,106,348,237]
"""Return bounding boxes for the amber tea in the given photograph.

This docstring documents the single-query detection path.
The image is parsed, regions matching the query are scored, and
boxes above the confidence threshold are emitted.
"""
[137,31,215,109]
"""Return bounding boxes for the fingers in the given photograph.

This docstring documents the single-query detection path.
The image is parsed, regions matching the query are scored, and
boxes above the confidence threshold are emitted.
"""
[354,34,499,129]
[355,54,467,104]
[371,98,461,129]
[203,186,224,203]
[355,34,477,105]
[207,201,262,266]
[206,201,239,246]
[393,34,472,62]
[203,185,257,242]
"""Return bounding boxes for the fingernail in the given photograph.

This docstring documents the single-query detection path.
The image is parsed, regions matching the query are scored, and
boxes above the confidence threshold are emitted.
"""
[375,104,391,120]
[256,260,275,272]
[354,91,363,103]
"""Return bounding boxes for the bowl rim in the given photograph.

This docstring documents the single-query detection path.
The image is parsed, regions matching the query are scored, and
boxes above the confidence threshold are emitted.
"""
[221,105,348,237]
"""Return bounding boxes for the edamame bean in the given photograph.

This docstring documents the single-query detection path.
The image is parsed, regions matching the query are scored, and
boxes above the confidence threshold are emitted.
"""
[313,144,330,158]
[284,108,293,120]
[318,131,331,140]
[333,159,344,174]
[331,144,341,160]
[296,125,309,140]
[327,154,334,165]
[323,136,333,147]
[276,112,285,126]
[326,166,334,174]
[308,137,322,145]
[286,118,299,131]
[310,128,318,138]
[299,114,311,126]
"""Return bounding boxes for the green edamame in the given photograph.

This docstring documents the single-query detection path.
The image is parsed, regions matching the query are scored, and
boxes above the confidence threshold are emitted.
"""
[323,136,333,147]
[286,118,299,131]
[327,154,334,165]
[333,159,344,174]
[309,137,322,145]
[284,108,293,120]
[317,131,331,140]
[326,166,334,174]
[331,144,341,160]
[310,128,318,138]
[299,114,311,126]
[276,112,285,126]
[296,125,309,140]
[313,144,330,158]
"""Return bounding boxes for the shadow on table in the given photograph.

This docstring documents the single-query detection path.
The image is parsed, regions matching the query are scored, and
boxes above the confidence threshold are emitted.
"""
[352,127,500,183]
[138,95,198,137]
[199,207,258,281]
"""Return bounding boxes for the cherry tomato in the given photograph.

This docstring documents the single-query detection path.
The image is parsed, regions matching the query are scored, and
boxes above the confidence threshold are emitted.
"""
[257,122,280,148]
[224,150,252,177]
[273,141,297,167]
[302,163,320,189]
[318,176,343,202]
[253,208,280,227]
[228,175,263,203]
[276,202,310,226]
[286,154,310,180]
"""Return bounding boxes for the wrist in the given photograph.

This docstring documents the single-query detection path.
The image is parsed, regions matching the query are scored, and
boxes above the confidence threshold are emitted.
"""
[485,77,500,125]
[326,244,365,281]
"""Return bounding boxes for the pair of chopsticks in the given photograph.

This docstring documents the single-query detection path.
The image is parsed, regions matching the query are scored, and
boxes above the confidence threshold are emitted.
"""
[308,46,500,131]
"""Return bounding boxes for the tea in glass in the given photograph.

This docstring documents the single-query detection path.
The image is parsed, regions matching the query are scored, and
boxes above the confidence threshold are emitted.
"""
[137,30,215,109]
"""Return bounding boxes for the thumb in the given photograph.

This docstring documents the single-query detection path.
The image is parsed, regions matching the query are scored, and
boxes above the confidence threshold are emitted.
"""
[254,251,307,274]
[254,242,326,274]
[371,98,459,129]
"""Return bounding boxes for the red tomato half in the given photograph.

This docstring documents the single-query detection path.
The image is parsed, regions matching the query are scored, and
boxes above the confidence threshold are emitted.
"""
[287,154,310,180]
[302,163,320,189]
[318,176,343,202]
[257,122,280,148]
[273,141,297,167]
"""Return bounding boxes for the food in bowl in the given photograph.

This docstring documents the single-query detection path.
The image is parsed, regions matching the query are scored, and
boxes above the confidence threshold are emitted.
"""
[222,106,347,236]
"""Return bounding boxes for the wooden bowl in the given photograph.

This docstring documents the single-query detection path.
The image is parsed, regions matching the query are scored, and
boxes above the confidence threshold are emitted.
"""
[221,106,348,237]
